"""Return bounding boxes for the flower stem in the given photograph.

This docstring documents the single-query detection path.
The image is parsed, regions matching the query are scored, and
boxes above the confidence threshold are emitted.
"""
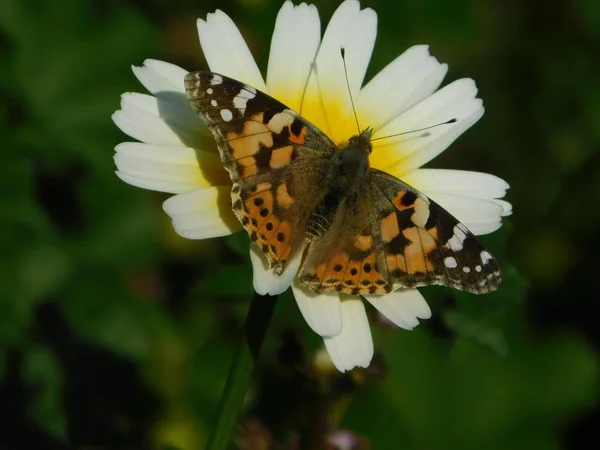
[205,292,278,449]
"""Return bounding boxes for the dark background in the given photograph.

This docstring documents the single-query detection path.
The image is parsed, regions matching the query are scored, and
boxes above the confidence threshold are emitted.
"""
[1,0,599,448]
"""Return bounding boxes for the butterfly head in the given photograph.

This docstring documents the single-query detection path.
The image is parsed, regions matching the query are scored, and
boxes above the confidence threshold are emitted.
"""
[329,128,374,192]
[346,127,374,154]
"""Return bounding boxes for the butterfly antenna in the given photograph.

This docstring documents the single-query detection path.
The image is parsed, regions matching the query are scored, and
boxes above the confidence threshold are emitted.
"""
[340,47,361,134]
[299,51,319,116]
[298,46,334,136]
[370,118,459,142]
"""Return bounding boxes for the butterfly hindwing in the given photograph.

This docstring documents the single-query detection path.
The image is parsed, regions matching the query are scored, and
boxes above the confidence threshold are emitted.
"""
[299,183,393,295]
[184,71,337,274]
[300,169,501,295]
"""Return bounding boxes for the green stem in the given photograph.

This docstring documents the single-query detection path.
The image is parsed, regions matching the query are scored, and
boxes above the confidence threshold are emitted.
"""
[205,292,278,449]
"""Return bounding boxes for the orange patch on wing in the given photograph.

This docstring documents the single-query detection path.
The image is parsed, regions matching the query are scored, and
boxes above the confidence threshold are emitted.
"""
[354,253,385,290]
[392,191,413,211]
[381,212,400,243]
[342,259,362,288]
[244,187,274,232]
[427,225,439,241]
[253,214,288,269]
[270,145,294,169]
[395,253,408,273]
[386,254,399,271]
[263,220,292,261]
[313,253,350,287]
[314,263,328,282]
[289,124,306,144]
[276,183,294,209]
[387,253,407,273]
[402,228,436,273]
[403,227,436,254]
[227,112,273,161]
[354,234,373,251]
[242,163,259,178]
[254,182,272,192]
[404,250,427,273]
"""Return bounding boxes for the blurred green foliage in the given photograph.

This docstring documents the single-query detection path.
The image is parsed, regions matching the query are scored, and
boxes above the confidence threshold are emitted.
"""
[1,0,599,448]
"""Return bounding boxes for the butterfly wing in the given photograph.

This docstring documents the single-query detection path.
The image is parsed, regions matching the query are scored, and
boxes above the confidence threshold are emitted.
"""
[300,168,501,295]
[185,71,337,274]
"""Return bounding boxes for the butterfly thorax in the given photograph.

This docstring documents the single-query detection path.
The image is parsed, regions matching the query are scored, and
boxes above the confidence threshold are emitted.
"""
[305,128,373,240]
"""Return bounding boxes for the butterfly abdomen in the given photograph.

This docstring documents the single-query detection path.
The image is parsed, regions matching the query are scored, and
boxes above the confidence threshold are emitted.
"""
[305,190,344,240]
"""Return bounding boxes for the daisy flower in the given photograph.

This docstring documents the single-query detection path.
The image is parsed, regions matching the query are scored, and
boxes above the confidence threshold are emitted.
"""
[113,0,511,372]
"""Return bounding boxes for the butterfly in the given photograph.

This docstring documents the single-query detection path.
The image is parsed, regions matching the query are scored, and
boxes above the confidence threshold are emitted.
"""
[184,71,501,295]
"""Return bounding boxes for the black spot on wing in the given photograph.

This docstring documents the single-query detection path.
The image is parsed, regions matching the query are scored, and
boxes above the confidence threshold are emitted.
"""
[400,190,417,207]
[291,118,304,136]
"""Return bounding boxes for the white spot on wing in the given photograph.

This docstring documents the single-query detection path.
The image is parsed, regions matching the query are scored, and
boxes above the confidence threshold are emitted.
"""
[210,74,223,85]
[411,197,430,228]
[446,225,468,251]
[267,110,295,133]
[462,266,471,273]
[446,235,462,251]
[210,99,217,107]
[444,256,458,268]
[475,265,482,272]
[220,109,233,122]
[206,88,213,95]
[232,87,257,114]
[480,251,492,264]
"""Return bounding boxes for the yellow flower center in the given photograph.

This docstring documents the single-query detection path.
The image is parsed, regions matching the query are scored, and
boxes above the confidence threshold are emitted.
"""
[269,84,410,179]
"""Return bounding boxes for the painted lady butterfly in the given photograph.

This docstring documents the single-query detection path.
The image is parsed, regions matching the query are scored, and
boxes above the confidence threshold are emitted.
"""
[185,71,501,295]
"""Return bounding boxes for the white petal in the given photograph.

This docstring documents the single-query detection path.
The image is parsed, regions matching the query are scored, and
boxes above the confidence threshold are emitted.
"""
[250,242,303,296]
[363,289,431,330]
[291,280,342,338]
[425,192,509,236]
[318,0,376,96]
[112,93,205,147]
[197,10,266,91]
[403,169,510,200]
[323,297,374,372]
[302,0,377,140]
[373,79,484,174]
[357,45,448,130]
[465,221,502,235]
[114,142,228,194]
[131,60,208,141]
[492,199,512,216]
[162,187,241,239]
[132,59,188,94]
[266,1,321,111]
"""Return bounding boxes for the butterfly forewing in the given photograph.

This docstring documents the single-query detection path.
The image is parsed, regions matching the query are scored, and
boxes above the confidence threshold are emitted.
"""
[369,169,501,294]
[184,71,336,274]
